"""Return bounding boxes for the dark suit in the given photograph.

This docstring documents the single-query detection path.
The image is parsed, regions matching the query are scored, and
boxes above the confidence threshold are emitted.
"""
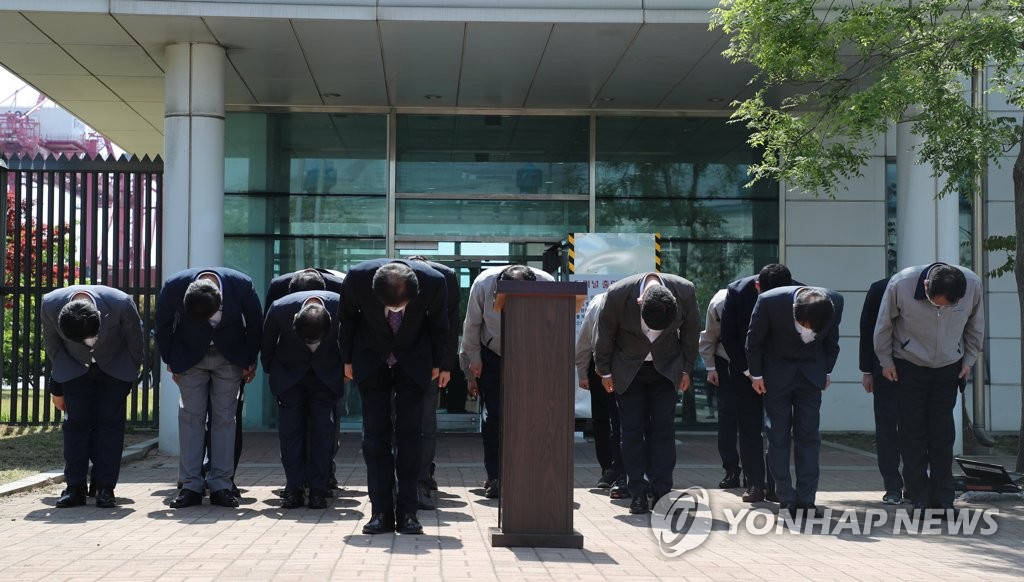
[414,260,460,489]
[746,286,843,507]
[41,285,145,489]
[594,273,699,498]
[155,267,263,495]
[860,277,906,496]
[262,291,343,492]
[338,259,448,517]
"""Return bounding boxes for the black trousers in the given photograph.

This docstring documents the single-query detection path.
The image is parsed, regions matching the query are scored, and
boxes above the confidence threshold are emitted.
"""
[61,365,131,488]
[588,359,622,476]
[763,370,822,506]
[714,356,740,473]
[360,363,424,517]
[277,371,338,492]
[872,370,906,495]
[617,362,677,498]
[478,345,503,480]
[734,370,773,490]
[895,359,960,507]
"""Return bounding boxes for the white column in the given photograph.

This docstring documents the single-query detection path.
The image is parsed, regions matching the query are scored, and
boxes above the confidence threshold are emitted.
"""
[159,43,226,454]
[896,109,964,454]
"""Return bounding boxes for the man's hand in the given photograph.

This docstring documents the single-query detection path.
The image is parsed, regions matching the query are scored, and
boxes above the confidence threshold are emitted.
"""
[825,374,831,390]
[862,373,874,393]
[751,377,766,395]
[469,362,482,378]
[344,364,354,381]
[431,367,440,381]
[579,377,590,390]
[959,365,972,380]
[468,379,479,397]
[707,370,719,387]
[242,365,256,384]
[51,395,65,411]
[882,366,898,382]
[437,370,451,388]
[601,376,615,393]
[679,373,691,392]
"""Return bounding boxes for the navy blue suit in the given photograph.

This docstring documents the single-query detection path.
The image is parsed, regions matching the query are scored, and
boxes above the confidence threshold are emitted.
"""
[262,291,342,492]
[264,269,345,310]
[338,259,448,518]
[746,286,843,507]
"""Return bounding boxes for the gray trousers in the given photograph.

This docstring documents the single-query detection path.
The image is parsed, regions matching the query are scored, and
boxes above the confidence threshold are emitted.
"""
[419,379,440,485]
[177,348,242,494]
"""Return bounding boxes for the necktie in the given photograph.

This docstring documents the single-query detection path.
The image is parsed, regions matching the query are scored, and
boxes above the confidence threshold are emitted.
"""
[386,309,403,366]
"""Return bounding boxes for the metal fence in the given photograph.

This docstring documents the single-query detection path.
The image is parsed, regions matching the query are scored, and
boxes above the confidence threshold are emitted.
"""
[1,154,163,425]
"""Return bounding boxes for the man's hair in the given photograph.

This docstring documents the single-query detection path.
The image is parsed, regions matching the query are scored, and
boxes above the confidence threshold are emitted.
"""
[794,288,834,333]
[372,262,419,307]
[57,299,101,343]
[499,265,537,281]
[926,264,967,304]
[184,279,222,321]
[758,263,793,293]
[293,302,331,343]
[405,255,428,262]
[641,284,678,331]
[289,269,326,294]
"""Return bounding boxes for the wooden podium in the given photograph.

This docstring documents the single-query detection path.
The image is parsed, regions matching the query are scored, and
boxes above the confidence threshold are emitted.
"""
[489,280,587,549]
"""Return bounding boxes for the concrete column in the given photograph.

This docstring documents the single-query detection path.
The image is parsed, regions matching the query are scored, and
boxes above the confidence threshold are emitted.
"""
[159,42,226,454]
[896,109,964,454]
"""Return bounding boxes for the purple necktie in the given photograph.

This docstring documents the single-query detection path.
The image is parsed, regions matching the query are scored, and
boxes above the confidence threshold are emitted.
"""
[386,309,403,366]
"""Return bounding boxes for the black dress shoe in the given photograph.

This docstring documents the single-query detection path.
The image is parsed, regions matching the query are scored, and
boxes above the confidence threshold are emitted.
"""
[230,481,241,498]
[798,504,824,519]
[327,474,339,490]
[362,513,396,534]
[718,469,742,489]
[95,487,117,508]
[307,490,328,510]
[210,488,240,508]
[765,489,781,503]
[609,477,630,500]
[483,478,501,499]
[417,484,436,510]
[596,468,617,489]
[628,494,650,514]
[55,486,87,508]
[280,488,305,509]
[741,485,765,503]
[169,488,203,508]
[779,502,799,516]
[397,514,424,535]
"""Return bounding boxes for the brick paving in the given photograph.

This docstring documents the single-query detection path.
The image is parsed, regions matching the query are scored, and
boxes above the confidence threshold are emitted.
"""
[1,432,1021,581]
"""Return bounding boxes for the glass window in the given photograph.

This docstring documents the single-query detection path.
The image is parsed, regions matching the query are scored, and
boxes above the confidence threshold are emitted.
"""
[396,199,588,239]
[396,115,589,194]
[596,198,779,240]
[225,195,386,238]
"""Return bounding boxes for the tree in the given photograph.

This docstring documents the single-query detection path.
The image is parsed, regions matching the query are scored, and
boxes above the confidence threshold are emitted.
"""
[711,0,1024,468]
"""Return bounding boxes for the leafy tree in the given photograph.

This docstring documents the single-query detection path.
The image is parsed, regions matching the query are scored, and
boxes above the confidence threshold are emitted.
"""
[712,0,1024,467]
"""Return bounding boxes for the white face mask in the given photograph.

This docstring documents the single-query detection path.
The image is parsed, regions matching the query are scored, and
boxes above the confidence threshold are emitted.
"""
[83,336,98,348]
[306,340,321,352]
[794,322,816,344]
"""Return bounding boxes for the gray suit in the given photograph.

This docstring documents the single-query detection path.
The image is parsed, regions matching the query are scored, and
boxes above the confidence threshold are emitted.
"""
[41,285,145,383]
[593,272,700,499]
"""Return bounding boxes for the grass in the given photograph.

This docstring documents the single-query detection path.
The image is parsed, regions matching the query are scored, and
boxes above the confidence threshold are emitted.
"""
[0,424,157,485]
[822,431,878,453]
[1,389,156,424]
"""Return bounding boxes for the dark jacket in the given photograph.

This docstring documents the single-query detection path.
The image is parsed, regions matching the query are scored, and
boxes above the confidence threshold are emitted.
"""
[261,291,343,395]
[416,260,459,372]
[721,274,803,378]
[155,267,263,373]
[859,277,890,374]
[264,269,345,309]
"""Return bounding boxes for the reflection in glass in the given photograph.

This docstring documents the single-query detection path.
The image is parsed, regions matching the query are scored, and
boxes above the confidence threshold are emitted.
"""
[396,115,589,194]
[396,199,588,238]
[225,195,386,238]
[596,199,778,240]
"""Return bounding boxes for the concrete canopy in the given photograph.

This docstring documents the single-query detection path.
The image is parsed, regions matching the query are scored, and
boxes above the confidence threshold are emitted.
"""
[0,1,754,157]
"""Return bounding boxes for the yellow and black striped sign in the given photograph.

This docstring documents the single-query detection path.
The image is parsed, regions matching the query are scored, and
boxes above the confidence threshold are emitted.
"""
[655,233,662,272]
[567,233,576,273]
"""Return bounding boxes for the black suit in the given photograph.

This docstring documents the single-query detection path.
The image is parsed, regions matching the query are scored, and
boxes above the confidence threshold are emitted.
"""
[338,259,448,517]
[860,277,907,496]
[746,286,843,507]
[262,291,343,492]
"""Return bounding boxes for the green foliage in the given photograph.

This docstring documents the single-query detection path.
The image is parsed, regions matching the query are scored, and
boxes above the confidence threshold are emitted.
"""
[711,0,1024,199]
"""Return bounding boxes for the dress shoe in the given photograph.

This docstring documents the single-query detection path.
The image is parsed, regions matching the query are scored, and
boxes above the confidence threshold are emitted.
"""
[397,514,424,535]
[628,494,650,514]
[741,485,765,503]
[933,503,957,520]
[882,491,902,505]
[230,481,241,499]
[718,469,742,489]
[765,489,781,503]
[798,504,824,519]
[87,483,97,498]
[417,484,436,510]
[427,463,439,491]
[327,474,339,490]
[210,488,240,508]
[483,478,501,499]
[169,488,203,508]
[94,487,117,508]
[779,502,799,516]
[279,488,305,509]
[362,513,396,534]
[55,486,87,508]
[596,468,618,489]
[307,490,328,510]
[609,477,630,499]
